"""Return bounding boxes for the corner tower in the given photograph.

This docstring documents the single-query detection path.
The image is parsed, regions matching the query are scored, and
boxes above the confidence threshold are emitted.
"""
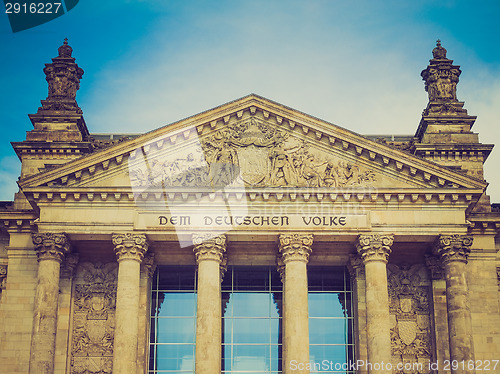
[414,41,494,211]
[414,41,493,181]
[11,39,93,208]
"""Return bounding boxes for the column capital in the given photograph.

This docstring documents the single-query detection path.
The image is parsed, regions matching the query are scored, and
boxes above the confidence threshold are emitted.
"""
[142,252,157,279]
[60,253,79,279]
[425,253,445,280]
[347,255,365,279]
[192,233,226,264]
[278,233,313,264]
[112,233,148,262]
[32,232,71,262]
[433,234,473,264]
[356,234,394,263]
[276,254,285,283]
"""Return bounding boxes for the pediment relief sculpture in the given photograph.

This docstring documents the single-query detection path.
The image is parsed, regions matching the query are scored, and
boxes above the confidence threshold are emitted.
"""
[130,118,377,189]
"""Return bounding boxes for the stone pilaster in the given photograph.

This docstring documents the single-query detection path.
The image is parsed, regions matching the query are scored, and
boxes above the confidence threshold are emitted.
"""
[356,234,393,374]
[29,232,70,374]
[348,256,368,374]
[434,234,475,374]
[138,252,156,374]
[279,233,313,374]
[112,233,148,374]
[193,233,226,374]
[425,254,451,373]
[0,265,7,291]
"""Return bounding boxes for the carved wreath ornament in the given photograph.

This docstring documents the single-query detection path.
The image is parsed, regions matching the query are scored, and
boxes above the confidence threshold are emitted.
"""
[130,118,376,188]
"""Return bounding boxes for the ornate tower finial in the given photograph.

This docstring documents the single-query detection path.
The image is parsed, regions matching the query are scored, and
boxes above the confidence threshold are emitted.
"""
[57,38,73,58]
[421,40,460,103]
[432,39,448,60]
[39,39,84,112]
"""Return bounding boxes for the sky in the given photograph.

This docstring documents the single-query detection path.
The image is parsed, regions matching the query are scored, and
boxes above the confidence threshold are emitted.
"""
[1,0,499,202]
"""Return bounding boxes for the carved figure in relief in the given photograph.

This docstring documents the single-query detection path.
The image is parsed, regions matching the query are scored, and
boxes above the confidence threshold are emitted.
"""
[129,117,377,188]
[270,148,297,186]
[209,144,240,186]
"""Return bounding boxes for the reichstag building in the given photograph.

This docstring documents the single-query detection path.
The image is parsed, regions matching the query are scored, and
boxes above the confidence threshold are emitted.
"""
[0,40,499,374]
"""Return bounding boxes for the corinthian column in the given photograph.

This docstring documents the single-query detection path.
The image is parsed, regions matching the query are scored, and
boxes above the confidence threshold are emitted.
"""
[193,233,226,374]
[30,232,71,374]
[278,233,313,374]
[112,233,149,374]
[434,235,475,374]
[356,234,393,374]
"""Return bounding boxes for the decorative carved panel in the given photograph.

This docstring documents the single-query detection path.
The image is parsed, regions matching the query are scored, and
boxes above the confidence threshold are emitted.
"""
[130,117,376,188]
[388,264,432,374]
[70,262,118,374]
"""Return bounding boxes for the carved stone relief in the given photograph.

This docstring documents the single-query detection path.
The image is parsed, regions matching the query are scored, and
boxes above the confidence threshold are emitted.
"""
[387,264,432,374]
[70,262,118,374]
[421,41,462,103]
[130,117,376,188]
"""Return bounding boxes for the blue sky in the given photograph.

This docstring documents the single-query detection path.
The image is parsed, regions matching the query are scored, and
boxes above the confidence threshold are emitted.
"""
[1,0,499,201]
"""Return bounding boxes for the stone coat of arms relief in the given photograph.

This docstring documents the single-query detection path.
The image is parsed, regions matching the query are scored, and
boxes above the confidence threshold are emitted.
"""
[70,262,118,374]
[130,118,376,188]
[388,264,432,374]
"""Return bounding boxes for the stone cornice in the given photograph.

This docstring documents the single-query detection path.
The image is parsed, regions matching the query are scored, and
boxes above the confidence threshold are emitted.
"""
[0,211,38,233]
[356,234,394,263]
[433,234,473,264]
[18,95,487,191]
[32,232,71,262]
[278,233,313,264]
[192,233,227,264]
[20,187,484,206]
[112,233,148,262]
[467,213,500,236]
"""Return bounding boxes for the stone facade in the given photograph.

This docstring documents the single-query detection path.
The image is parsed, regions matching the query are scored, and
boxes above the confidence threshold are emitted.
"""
[0,40,499,374]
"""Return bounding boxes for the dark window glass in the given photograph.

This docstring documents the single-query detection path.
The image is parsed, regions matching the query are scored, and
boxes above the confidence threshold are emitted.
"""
[149,266,197,373]
[222,266,282,374]
[308,267,354,374]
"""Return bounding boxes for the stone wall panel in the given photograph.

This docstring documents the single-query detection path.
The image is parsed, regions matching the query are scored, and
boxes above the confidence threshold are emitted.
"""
[69,262,118,374]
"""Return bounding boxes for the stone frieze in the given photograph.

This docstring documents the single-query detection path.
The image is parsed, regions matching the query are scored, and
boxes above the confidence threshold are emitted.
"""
[130,118,376,188]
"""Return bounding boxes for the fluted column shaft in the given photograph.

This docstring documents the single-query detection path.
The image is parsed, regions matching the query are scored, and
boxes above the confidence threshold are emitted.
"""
[193,234,227,374]
[279,233,313,374]
[112,233,149,374]
[434,235,475,374]
[356,234,394,374]
[29,233,70,374]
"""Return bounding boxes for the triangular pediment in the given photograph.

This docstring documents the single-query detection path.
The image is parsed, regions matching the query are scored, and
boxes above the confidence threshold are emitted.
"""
[19,95,486,198]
